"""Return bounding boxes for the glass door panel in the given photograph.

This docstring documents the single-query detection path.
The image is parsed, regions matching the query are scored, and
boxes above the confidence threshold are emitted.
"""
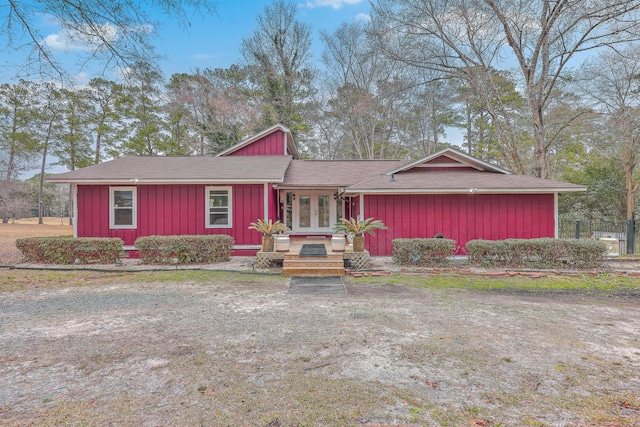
[318,195,330,228]
[299,195,311,228]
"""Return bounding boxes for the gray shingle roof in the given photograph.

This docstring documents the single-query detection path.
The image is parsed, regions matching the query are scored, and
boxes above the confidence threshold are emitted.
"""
[47,156,293,183]
[47,153,586,194]
[281,160,410,187]
[345,169,586,193]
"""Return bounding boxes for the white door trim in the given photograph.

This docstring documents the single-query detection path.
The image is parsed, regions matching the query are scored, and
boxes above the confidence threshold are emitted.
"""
[292,190,336,233]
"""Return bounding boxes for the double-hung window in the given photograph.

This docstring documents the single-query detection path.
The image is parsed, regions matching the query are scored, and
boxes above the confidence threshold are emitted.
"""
[110,186,137,229]
[206,186,232,228]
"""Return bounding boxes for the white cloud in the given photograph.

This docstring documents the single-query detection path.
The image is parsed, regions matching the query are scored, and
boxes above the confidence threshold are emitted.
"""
[43,33,91,52]
[303,0,363,10]
[73,71,90,85]
[42,23,149,53]
[354,12,370,22]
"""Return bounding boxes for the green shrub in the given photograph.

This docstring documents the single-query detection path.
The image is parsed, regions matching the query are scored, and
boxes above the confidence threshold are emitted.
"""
[135,235,235,264]
[466,238,608,269]
[392,238,456,267]
[15,236,123,264]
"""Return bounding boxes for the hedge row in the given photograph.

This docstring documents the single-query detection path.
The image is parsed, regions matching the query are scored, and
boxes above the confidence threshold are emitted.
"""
[466,238,608,268]
[15,236,123,264]
[134,235,235,264]
[392,238,456,267]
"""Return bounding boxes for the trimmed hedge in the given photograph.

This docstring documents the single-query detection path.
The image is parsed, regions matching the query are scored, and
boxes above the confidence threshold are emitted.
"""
[15,236,123,264]
[392,238,456,266]
[466,238,608,269]
[135,235,235,264]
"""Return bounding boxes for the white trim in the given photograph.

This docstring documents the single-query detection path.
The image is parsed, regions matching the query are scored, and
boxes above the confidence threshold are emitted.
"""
[346,187,587,194]
[416,163,482,169]
[124,244,262,251]
[109,186,137,229]
[73,184,78,238]
[264,183,269,221]
[47,178,282,184]
[205,186,233,229]
[554,193,559,238]
[292,191,336,232]
[359,194,364,219]
[284,131,288,155]
[234,244,262,250]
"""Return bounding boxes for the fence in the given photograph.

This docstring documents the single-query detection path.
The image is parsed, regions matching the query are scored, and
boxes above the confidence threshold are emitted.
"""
[558,219,638,254]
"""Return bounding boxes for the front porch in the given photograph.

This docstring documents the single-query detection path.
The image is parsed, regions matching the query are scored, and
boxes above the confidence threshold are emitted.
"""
[254,236,371,276]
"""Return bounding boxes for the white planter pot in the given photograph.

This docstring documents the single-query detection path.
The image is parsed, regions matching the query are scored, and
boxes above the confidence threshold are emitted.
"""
[331,234,346,252]
[275,235,290,252]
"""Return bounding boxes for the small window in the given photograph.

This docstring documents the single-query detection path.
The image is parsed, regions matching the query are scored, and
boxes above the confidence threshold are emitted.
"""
[206,186,232,228]
[110,186,137,229]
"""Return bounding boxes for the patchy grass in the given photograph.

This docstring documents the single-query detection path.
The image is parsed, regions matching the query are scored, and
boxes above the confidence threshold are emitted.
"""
[0,269,288,292]
[349,273,640,295]
[1,272,638,426]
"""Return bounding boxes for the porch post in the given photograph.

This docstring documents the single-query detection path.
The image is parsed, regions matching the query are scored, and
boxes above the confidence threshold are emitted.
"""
[554,193,558,238]
[73,184,78,238]
[264,183,269,221]
[359,193,364,219]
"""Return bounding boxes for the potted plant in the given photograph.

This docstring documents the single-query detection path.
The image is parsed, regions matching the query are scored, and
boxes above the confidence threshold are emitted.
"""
[333,216,387,252]
[248,219,288,252]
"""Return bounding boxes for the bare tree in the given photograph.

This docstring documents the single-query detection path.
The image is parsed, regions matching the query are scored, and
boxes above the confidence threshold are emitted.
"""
[320,22,414,159]
[371,0,640,178]
[578,45,640,221]
[0,180,30,222]
[241,0,316,136]
[2,0,216,79]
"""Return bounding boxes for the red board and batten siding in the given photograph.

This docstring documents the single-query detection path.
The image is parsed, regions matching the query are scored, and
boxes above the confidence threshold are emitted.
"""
[228,130,286,156]
[363,193,555,256]
[76,184,268,248]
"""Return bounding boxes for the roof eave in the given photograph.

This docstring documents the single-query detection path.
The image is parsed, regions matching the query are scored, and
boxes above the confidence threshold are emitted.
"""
[46,178,285,184]
[344,187,587,194]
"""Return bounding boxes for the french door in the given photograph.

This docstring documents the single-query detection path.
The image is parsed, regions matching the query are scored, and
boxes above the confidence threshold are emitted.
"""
[293,192,336,233]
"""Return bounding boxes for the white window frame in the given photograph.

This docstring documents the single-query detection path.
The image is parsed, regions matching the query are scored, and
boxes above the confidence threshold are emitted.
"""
[109,186,137,229]
[205,186,233,229]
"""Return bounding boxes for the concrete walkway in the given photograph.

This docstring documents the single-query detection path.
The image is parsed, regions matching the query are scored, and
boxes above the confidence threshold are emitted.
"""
[287,276,346,295]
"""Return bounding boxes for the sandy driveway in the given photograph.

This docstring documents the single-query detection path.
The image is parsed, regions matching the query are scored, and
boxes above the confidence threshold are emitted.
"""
[0,275,639,426]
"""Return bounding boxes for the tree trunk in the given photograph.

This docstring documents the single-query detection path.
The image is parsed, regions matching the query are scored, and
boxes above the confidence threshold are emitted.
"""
[625,164,635,220]
[38,120,53,225]
[466,99,472,154]
[68,184,73,226]
[95,132,101,164]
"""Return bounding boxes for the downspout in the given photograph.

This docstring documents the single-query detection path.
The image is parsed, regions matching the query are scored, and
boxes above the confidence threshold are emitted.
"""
[554,193,558,238]
[73,184,78,238]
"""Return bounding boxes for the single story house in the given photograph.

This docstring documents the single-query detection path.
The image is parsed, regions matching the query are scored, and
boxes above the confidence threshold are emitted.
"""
[48,124,587,256]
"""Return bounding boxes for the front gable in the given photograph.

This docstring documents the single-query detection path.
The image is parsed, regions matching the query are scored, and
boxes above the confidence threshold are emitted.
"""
[216,124,299,158]
[385,148,512,175]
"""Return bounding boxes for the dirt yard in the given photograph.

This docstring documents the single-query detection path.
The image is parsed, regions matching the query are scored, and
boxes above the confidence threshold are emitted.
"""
[0,270,638,426]
[0,219,72,265]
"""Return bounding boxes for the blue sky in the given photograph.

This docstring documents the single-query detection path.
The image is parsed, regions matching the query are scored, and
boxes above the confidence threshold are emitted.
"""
[1,0,372,84]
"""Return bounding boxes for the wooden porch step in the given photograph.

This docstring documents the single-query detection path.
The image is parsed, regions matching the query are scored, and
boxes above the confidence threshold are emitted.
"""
[282,266,346,276]
[284,254,343,261]
[282,254,345,276]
